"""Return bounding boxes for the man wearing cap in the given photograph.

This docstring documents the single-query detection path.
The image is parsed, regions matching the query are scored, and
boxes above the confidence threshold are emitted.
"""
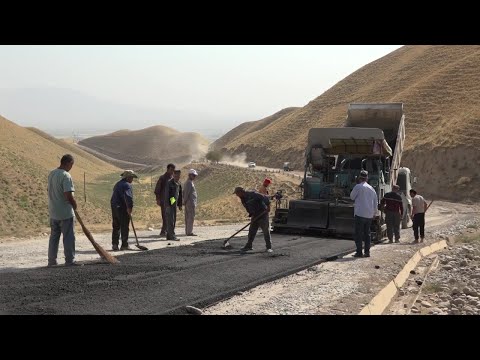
[350,170,378,258]
[234,187,273,253]
[258,178,271,195]
[183,169,198,236]
[111,170,138,251]
[380,184,404,243]
[154,163,175,237]
[166,170,183,241]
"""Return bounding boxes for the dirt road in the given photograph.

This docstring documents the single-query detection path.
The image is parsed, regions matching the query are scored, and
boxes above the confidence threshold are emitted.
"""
[0,201,477,315]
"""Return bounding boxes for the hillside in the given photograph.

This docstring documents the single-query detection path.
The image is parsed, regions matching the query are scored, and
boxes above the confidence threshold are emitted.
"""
[79,125,210,166]
[0,115,119,236]
[213,45,480,201]
[212,107,299,151]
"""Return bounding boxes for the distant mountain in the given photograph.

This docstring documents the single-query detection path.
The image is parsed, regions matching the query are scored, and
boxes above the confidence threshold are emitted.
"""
[79,125,210,166]
[0,87,241,137]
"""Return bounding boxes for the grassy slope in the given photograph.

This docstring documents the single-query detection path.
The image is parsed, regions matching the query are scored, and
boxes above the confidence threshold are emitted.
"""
[213,45,480,201]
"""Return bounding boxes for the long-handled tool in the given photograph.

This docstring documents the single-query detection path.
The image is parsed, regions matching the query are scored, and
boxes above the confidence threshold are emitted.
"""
[124,194,148,251]
[425,199,434,212]
[222,210,269,249]
[74,210,119,264]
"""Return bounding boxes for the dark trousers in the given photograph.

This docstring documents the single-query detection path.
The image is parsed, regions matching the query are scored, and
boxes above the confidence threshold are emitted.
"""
[354,215,372,255]
[112,205,129,246]
[386,211,401,241]
[413,213,425,240]
[246,214,272,249]
[160,203,167,235]
[166,205,177,240]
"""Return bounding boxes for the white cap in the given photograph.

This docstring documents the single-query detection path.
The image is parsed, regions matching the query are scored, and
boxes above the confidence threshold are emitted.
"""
[189,169,198,176]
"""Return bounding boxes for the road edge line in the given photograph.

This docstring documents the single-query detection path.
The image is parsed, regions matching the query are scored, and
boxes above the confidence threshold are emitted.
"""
[358,239,447,315]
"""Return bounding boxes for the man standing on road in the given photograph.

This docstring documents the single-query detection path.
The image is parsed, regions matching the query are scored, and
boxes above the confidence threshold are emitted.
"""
[410,189,428,243]
[183,169,198,236]
[154,163,175,237]
[110,170,138,251]
[234,187,273,253]
[47,154,78,267]
[350,170,378,258]
[166,170,183,241]
[380,184,404,243]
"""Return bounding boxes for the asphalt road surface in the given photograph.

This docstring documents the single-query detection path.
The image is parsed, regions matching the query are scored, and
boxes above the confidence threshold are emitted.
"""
[0,234,356,314]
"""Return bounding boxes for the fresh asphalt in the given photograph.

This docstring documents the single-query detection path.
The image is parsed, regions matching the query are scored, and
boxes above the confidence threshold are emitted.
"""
[0,234,356,314]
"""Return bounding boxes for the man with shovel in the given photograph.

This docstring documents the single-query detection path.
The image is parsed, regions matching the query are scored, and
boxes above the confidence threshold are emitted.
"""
[111,170,138,251]
[166,170,183,241]
[234,187,272,253]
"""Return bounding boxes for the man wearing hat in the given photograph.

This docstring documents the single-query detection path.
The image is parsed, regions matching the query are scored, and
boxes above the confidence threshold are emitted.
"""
[350,170,378,258]
[234,186,272,253]
[380,184,404,243]
[258,178,271,195]
[110,170,138,251]
[183,169,198,236]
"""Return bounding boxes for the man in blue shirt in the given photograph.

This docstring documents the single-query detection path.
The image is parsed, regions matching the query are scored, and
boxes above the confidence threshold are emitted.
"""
[350,170,378,258]
[111,170,138,251]
[234,187,272,253]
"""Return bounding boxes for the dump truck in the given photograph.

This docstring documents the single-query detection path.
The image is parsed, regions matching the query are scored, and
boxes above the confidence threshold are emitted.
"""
[272,103,414,242]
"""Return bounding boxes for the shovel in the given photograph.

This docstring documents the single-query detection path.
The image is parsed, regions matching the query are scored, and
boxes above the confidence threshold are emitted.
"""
[124,194,148,251]
[222,210,269,249]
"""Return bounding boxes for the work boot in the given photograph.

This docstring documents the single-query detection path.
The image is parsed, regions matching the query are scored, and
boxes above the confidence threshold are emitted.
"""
[420,237,424,243]
[47,261,58,267]
[353,253,363,258]
[364,253,370,258]
[159,232,166,237]
[187,233,198,236]
[388,239,393,243]
[120,244,132,250]
[65,262,81,267]
[112,245,119,251]
[413,239,419,244]
[395,239,400,243]
[240,245,253,252]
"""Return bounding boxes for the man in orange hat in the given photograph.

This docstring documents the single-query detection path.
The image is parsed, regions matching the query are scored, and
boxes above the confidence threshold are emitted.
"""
[258,178,272,195]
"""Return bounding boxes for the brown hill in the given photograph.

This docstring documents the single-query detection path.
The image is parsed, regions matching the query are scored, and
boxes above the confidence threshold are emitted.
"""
[213,45,480,201]
[212,107,299,151]
[79,125,210,166]
[0,115,119,236]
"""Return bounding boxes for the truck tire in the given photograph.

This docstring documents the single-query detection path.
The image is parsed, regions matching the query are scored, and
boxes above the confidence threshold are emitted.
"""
[401,206,411,229]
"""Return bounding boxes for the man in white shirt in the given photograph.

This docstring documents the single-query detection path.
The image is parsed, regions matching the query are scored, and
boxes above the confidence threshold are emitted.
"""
[350,170,378,258]
[409,189,428,243]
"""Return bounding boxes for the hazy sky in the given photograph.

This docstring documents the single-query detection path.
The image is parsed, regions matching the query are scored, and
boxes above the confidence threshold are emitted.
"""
[0,45,402,136]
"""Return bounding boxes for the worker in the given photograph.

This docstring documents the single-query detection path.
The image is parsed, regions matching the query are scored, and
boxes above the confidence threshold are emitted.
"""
[47,154,78,267]
[350,170,378,258]
[154,163,175,237]
[410,189,428,243]
[183,169,198,236]
[258,178,272,195]
[233,187,273,253]
[380,184,404,243]
[166,170,183,241]
[110,170,138,251]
